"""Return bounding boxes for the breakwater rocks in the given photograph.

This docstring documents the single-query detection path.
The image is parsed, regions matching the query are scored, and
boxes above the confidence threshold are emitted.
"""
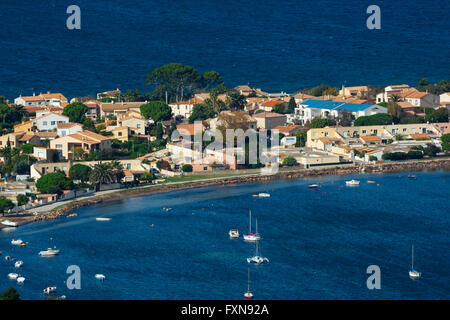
[28,158,450,223]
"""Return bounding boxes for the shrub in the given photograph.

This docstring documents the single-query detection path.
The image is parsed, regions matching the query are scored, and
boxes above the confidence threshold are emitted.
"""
[181,164,193,172]
[282,156,298,166]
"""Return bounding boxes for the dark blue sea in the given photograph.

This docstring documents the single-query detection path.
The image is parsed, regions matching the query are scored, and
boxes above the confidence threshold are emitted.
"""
[0,0,449,99]
[0,171,449,299]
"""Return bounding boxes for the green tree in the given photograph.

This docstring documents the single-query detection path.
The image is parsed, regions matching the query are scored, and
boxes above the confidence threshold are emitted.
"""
[425,108,448,123]
[36,171,74,194]
[287,97,296,113]
[145,63,201,102]
[150,122,164,139]
[0,197,14,216]
[282,156,298,166]
[19,143,37,154]
[310,118,334,128]
[13,159,31,175]
[16,194,29,206]
[0,104,10,123]
[140,101,172,122]
[89,162,115,188]
[181,164,193,172]
[295,131,307,147]
[387,100,402,120]
[441,133,450,152]
[62,102,88,123]
[189,104,216,122]
[354,113,393,126]
[225,92,247,110]
[201,70,223,89]
[69,164,92,182]
[0,287,20,300]
[110,160,125,183]
[72,147,85,160]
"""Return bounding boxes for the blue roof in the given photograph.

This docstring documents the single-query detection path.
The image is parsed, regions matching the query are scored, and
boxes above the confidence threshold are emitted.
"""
[301,99,375,112]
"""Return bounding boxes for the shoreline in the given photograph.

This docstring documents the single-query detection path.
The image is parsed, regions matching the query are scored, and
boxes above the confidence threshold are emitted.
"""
[3,158,450,229]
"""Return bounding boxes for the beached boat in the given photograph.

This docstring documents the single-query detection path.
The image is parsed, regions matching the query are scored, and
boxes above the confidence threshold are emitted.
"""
[8,273,19,280]
[247,241,269,265]
[95,274,106,281]
[409,245,421,280]
[243,211,260,242]
[39,248,60,257]
[345,180,360,186]
[229,229,239,239]
[11,239,24,245]
[16,276,25,284]
[14,260,23,268]
[67,213,78,218]
[1,220,18,227]
[43,286,57,294]
[96,217,111,221]
[244,268,253,299]
[308,184,319,189]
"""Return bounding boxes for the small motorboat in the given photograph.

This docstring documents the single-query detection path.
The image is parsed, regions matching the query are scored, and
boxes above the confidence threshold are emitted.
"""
[1,220,18,227]
[5,255,12,261]
[16,277,25,284]
[67,213,78,218]
[14,260,23,268]
[96,217,111,221]
[408,175,417,179]
[308,184,319,189]
[258,193,270,198]
[39,248,60,257]
[43,286,57,294]
[345,180,360,186]
[252,194,259,198]
[95,274,106,281]
[8,273,19,280]
[229,229,239,239]
[367,180,376,184]
[11,239,24,245]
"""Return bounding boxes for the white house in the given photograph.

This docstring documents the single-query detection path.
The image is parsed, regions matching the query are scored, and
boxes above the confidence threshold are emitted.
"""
[14,92,67,108]
[293,99,387,125]
[168,98,203,119]
[14,94,46,107]
[32,113,69,132]
[399,88,439,108]
[57,123,83,137]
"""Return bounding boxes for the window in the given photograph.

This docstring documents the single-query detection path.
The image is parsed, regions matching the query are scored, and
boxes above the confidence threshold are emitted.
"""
[127,164,131,170]
[362,130,366,134]
[204,166,208,171]
[374,129,378,134]
[51,121,55,125]
[62,130,66,136]
[56,144,62,149]
[43,121,47,126]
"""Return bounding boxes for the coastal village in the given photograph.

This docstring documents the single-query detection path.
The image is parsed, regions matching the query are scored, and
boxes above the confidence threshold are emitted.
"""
[0,66,449,225]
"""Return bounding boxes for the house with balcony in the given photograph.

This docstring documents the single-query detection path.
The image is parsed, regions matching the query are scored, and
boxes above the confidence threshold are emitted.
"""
[49,130,112,160]
[32,113,69,132]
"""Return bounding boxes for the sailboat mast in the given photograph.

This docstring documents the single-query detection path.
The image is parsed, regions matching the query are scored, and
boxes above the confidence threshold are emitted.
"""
[256,218,258,235]
[248,268,250,291]
[412,245,414,269]
[249,210,252,234]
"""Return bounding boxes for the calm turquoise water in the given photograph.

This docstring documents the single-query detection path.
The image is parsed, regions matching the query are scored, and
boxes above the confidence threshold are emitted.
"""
[0,171,449,300]
[0,0,449,99]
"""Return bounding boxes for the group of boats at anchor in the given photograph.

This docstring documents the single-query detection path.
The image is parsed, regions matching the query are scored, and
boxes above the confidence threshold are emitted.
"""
[228,210,270,299]
[4,234,107,296]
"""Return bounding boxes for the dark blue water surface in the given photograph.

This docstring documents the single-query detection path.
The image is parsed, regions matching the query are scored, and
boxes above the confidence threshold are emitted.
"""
[0,171,449,299]
[0,0,449,99]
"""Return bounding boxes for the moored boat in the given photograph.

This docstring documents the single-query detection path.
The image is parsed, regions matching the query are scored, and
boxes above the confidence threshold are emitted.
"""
[96,217,111,221]
[345,180,360,186]
[258,193,270,198]
[11,239,24,245]
[16,276,25,284]
[229,229,239,239]
[243,211,261,242]
[409,245,421,280]
[8,273,19,280]
[39,248,60,257]
[308,184,319,189]
[244,268,253,299]
[43,286,57,294]
[14,260,23,268]
[67,213,78,218]
[95,274,106,281]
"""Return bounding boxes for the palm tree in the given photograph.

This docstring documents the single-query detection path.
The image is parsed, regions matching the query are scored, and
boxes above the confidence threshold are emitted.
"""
[110,160,124,183]
[89,162,114,190]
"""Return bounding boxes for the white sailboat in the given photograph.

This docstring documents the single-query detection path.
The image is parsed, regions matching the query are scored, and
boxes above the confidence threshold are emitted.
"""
[247,241,269,265]
[244,268,253,299]
[409,245,421,279]
[243,211,260,242]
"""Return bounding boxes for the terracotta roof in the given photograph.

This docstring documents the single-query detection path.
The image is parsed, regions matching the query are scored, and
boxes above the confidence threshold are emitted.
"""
[409,133,431,140]
[261,100,284,107]
[272,125,301,133]
[119,115,145,122]
[101,102,144,111]
[319,137,332,144]
[77,130,111,141]
[252,112,286,118]
[360,135,382,142]
[18,133,36,142]
[14,121,31,128]
[18,95,44,102]
[36,132,58,138]
[57,122,82,129]
[34,112,69,122]
[169,98,203,105]
[397,101,415,109]
[40,93,67,101]
[176,123,204,136]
